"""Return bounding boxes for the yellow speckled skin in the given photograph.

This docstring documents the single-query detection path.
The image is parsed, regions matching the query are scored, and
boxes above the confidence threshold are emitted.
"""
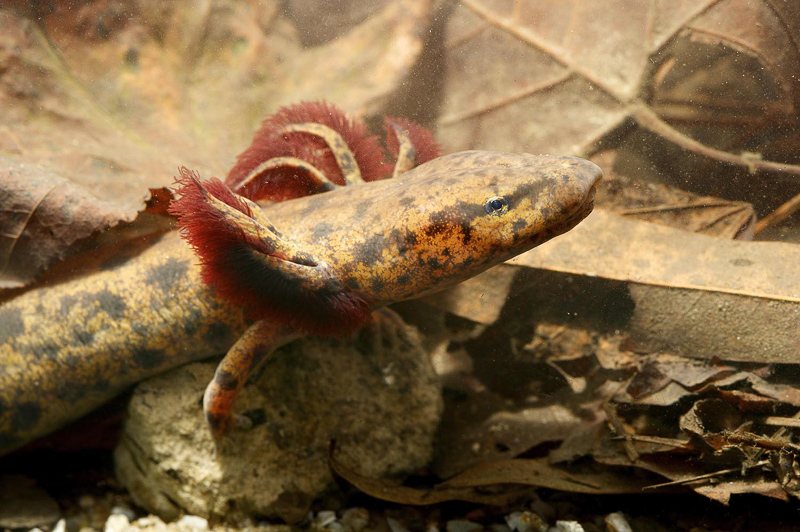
[0,150,601,455]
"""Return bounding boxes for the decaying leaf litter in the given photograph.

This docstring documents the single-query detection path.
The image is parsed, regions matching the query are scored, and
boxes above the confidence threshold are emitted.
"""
[3,0,800,529]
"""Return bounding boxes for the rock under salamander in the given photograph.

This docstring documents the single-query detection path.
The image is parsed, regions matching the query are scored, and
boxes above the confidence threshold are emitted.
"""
[0,150,601,456]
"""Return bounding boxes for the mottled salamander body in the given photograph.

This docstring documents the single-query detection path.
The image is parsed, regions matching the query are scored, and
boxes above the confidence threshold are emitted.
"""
[0,151,601,455]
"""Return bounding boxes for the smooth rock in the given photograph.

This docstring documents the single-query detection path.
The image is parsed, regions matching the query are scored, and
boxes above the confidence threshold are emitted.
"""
[115,316,442,523]
[0,475,60,529]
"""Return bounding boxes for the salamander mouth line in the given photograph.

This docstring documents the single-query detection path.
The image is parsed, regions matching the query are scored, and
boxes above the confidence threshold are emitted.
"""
[530,184,597,242]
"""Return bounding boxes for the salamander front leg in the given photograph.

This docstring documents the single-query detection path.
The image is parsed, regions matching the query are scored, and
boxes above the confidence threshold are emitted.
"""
[203,320,300,442]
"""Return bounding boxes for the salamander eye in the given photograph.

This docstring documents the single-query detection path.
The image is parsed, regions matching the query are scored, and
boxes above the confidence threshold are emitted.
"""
[484,196,509,216]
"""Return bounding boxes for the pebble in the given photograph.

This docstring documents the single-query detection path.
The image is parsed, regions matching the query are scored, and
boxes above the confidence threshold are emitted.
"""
[110,506,138,522]
[552,521,584,532]
[175,515,208,531]
[604,513,632,532]
[506,511,547,532]
[0,475,60,529]
[314,511,338,528]
[339,508,369,532]
[387,517,410,532]
[104,513,131,532]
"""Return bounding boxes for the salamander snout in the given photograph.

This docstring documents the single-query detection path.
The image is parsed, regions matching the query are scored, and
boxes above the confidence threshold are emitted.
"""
[558,156,603,194]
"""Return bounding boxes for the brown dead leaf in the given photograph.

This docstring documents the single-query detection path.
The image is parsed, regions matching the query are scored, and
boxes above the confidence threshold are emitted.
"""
[439,457,656,495]
[432,325,629,478]
[701,372,800,408]
[333,441,655,506]
[432,0,800,217]
[0,158,138,288]
[679,399,744,439]
[0,0,430,285]
[696,478,790,505]
[330,443,528,506]
[512,209,800,363]
[595,151,756,239]
[590,363,800,503]
[433,398,590,479]
[624,354,736,404]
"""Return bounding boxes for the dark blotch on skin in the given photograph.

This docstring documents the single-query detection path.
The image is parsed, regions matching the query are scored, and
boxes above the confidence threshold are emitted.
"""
[0,307,25,345]
[93,378,111,393]
[426,257,442,269]
[180,305,204,336]
[312,221,335,239]
[510,182,544,205]
[392,230,417,253]
[73,329,95,346]
[356,233,387,265]
[37,339,62,360]
[94,289,128,319]
[148,297,165,313]
[214,370,239,391]
[207,413,225,429]
[300,194,330,218]
[133,349,166,370]
[427,210,452,228]
[358,198,374,211]
[146,258,189,293]
[370,277,386,294]
[10,401,41,432]
[131,320,150,337]
[59,295,79,317]
[460,222,472,245]
[512,219,528,233]
[424,223,447,238]
[203,321,232,346]
[399,196,414,207]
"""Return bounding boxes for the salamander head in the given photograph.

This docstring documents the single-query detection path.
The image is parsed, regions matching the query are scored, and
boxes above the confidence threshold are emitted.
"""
[329,150,602,305]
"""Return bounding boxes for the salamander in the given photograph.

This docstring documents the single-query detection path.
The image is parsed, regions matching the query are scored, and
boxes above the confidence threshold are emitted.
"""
[0,108,601,457]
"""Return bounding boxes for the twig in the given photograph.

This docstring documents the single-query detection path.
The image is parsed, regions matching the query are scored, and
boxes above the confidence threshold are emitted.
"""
[633,103,800,177]
[619,201,740,215]
[439,72,572,126]
[643,461,769,490]
[633,102,800,234]
[610,434,692,449]
[754,192,800,235]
